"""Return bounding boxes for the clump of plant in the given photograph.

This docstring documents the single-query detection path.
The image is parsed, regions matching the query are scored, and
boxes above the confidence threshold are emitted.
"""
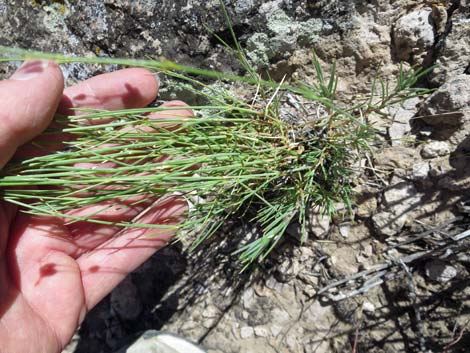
[0,38,432,268]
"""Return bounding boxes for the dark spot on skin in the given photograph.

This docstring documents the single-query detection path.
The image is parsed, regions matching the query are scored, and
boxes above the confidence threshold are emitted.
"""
[16,60,46,76]
[35,263,57,286]
[40,263,57,277]
[122,83,143,107]
[89,265,100,273]
[74,93,87,101]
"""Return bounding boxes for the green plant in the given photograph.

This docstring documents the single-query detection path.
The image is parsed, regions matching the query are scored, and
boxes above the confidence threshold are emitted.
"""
[0,41,432,269]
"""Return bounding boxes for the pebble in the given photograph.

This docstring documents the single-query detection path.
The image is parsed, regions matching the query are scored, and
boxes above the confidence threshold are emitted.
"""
[254,326,269,337]
[240,326,254,339]
[410,162,430,180]
[421,141,450,159]
[425,260,457,283]
[270,325,283,337]
[362,301,375,313]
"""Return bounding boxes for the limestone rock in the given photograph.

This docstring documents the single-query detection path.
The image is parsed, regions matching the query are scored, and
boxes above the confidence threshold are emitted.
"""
[240,326,254,339]
[425,260,458,283]
[393,8,435,66]
[421,141,451,159]
[431,11,470,85]
[420,74,470,127]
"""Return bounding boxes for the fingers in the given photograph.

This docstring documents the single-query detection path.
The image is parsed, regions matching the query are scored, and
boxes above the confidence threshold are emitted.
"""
[13,68,159,160]
[0,60,64,168]
[64,101,194,253]
[77,196,187,310]
[7,214,85,345]
[59,68,158,116]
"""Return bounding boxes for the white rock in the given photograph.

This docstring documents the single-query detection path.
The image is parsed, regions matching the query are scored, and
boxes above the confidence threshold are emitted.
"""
[383,181,418,207]
[270,325,283,337]
[241,288,256,309]
[425,260,457,283]
[421,141,451,159]
[410,162,430,180]
[240,326,254,339]
[254,326,269,337]
[394,8,435,66]
[372,211,407,237]
[421,74,470,126]
[308,208,331,238]
[339,223,350,238]
[362,301,375,313]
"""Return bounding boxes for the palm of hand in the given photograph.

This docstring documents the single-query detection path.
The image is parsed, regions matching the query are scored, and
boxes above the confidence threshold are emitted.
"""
[0,61,186,353]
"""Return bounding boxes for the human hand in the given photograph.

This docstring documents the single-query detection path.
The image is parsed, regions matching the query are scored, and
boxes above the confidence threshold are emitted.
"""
[0,60,187,353]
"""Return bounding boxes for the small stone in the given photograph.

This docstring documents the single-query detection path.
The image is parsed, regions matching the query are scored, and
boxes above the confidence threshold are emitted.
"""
[233,0,254,14]
[372,211,407,236]
[285,335,297,349]
[240,326,254,339]
[113,331,206,353]
[202,305,219,318]
[425,260,457,283]
[270,325,283,337]
[410,162,430,180]
[384,181,418,206]
[393,8,435,66]
[302,285,317,298]
[362,301,375,313]
[421,74,470,126]
[254,326,269,337]
[421,141,450,159]
[271,308,290,323]
[308,208,331,238]
[241,288,256,309]
[338,223,350,238]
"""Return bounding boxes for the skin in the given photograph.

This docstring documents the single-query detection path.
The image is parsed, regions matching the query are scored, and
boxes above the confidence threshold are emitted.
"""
[0,60,188,353]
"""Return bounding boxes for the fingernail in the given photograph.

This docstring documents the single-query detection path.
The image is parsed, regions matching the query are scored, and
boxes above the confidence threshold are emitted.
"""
[10,60,50,81]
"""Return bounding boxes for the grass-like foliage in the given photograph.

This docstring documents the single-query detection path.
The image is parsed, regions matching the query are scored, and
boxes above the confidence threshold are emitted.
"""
[0,42,432,269]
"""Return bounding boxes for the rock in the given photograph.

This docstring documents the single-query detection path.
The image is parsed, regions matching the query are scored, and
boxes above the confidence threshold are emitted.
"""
[431,11,470,85]
[362,301,375,314]
[372,211,408,237]
[113,331,206,353]
[110,277,142,321]
[202,305,220,319]
[354,185,378,218]
[373,146,417,176]
[241,288,256,309]
[410,162,430,180]
[393,8,435,66]
[233,0,255,14]
[421,141,451,159]
[383,181,419,207]
[270,325,283,337]
[338,222,350,238]
[425,260,458,283]
[373,180,422,236]
[254,326,269,337]
[298,18,323,45]
[284,335,298,350]
[387,97,421,146]
[274,256,302,283]
[420,74,470,127]
[240,326,254,339]
[308,208,331,238]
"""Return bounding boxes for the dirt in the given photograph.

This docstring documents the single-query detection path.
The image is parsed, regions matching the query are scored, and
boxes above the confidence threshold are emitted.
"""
[1,1,470,352]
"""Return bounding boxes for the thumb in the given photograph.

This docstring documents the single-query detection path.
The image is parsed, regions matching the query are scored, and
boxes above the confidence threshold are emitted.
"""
[0,60,64,168]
